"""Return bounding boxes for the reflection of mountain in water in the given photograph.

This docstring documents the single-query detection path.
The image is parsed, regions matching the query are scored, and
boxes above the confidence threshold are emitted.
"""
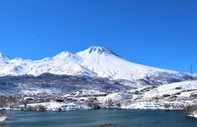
[0,123,7,127]
[99,123,117,127]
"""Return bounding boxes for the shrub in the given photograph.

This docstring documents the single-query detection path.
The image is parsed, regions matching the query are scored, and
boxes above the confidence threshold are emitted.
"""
[183,105,197,114]
[164,103,170,109]
[107,98,113,108]
[86,98,100,109]
[37,105,47,111]
[116,103,121,108]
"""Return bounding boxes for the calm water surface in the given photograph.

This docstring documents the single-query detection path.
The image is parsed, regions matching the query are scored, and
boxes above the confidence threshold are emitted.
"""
[3,109,197,127]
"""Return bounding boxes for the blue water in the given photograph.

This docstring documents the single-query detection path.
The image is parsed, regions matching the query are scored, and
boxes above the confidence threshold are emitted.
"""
[3,109,197,127]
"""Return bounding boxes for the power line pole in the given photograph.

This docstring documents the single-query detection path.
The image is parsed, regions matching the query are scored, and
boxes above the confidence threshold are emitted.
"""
[191,64,193,78]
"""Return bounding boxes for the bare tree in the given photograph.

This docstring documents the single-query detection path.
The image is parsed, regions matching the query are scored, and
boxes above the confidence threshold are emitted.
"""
[107,98,113,108]
[184,105,197,114]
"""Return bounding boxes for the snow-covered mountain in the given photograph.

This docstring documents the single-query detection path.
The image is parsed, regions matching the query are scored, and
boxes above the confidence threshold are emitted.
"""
[77,47,190,81]
[0,46,195,86]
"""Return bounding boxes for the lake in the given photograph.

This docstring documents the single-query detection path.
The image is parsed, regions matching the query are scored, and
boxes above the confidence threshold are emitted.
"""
[3,109,197,127]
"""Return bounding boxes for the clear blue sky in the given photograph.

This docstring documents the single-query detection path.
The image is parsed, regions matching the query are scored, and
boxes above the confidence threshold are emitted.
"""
[0,0,196,73]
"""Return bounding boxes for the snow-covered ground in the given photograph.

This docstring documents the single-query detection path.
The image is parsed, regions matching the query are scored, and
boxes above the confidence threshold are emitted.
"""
[2,80,197,114]
[22,102,88,111]
[142,80,197,99]
[188,112,197,118]
[123,80,197,110]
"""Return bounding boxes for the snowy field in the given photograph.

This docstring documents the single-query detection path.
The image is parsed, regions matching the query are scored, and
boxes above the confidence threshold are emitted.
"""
[2,80,196,116]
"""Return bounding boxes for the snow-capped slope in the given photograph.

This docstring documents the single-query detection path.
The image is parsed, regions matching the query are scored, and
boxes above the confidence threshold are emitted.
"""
[0,52,10,63]
[77,46,192,81]
[0,51,95,77]
[52,51,83,63]
[142,80,197,99]
[25,51,95,76]
[0,46,194,85]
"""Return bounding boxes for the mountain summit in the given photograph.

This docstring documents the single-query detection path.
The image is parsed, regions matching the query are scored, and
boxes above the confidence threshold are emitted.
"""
[53,51,82,63]
[78,46,118,56]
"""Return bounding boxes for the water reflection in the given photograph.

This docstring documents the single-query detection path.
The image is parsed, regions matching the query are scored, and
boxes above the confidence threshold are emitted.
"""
[99,124,117,127]
[0,123,7,127]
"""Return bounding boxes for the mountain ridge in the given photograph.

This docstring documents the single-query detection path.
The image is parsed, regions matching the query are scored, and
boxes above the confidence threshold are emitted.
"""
[0,46,195,87]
